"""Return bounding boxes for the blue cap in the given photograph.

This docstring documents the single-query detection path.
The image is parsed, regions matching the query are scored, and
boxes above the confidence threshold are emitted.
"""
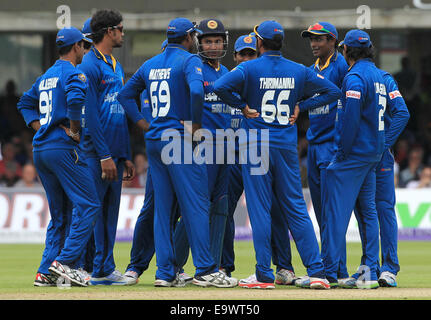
[161,39,168,51]
[56,27,92,48]
[253,20,284,40]
[339,29,372,48]
[301,22,338,39]
[82,18,92,36]
[166,17,202,39]
[234,35,257,52]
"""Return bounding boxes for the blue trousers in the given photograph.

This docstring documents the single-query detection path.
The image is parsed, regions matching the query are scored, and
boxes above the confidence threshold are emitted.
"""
[355,149,400,276]
[307,141,349,279]
[126,168,184,276]
[35,148,101,274]
[146,138,217,281]
[86,157,124,278]
[242,146,324,283]
[222,156,294,276]
[322,157,380,282]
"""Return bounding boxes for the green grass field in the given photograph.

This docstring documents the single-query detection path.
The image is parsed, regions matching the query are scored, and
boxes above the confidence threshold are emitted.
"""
[1,241,431,299]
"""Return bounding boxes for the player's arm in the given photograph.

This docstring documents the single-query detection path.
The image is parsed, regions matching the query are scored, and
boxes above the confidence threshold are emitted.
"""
[17,77,42,131]
[213,65,248,110]
[117,65,150,132]
[79,62,117,180]
[298,68,342,112]
[384,74,410,149]
[61,71,89,142]
[184,55,206,132]
[336,75,364,160]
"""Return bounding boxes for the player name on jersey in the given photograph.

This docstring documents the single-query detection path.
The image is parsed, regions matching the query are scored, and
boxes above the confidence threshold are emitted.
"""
[375,82,387,95]
[309,105,330,115]
[148,68,171,80]
[259,77,295,89]
[38,77,59,91]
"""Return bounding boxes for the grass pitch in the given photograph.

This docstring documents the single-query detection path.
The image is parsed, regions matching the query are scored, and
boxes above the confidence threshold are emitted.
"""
[0,241,430,300]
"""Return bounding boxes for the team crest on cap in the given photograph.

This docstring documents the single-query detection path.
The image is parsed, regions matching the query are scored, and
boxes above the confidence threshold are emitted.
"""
[78,73,86,82]
[207,20,218,29]
[244,36,253,43]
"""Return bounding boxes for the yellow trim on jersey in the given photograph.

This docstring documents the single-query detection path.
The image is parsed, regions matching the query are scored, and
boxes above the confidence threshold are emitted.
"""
[315,52,334,72]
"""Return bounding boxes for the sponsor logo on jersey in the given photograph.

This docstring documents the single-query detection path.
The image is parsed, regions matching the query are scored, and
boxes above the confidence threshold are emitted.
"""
[346,90,361,99]
[389,90,402,100]
[78,73,86,82]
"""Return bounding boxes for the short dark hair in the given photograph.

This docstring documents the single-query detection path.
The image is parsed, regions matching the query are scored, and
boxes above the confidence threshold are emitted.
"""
[167,34,188,44]
[261,34,283,51]
[344,45,376,62]
[58,40,83,56]
[90,9,123,44]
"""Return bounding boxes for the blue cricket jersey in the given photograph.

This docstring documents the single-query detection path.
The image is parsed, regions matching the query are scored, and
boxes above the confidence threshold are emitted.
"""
[201,62,231,135]
[379,69,410,149]
[78,47,131,160]
[334,59,386,162]
[117,43,205,140]
[17,59,87,151]
[307,52,348,144]
[140,89,153,123]
[213,51,342,149]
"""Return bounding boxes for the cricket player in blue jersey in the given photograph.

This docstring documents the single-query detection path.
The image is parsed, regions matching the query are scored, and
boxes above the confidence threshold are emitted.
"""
[214,20,342,289]
[18,27,100,287]
[121,40,192,285]
[172,18,232,271]
[117,17,237,288]
[321,29,386,289]
[78,9,136,285]
[294,22,350,288]
[221,34,296,286]
[351,69,410,288]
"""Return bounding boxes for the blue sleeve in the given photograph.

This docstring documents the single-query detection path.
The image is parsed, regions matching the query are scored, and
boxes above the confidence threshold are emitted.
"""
[78,61,112,160]
[140,89,153,123]
[17,77,41,127]
[337,75,364,159]
[184,55,205,123]
[117,66,146,124]
[384,74,410,148]
[213,65,248,109]
[65,71,88,121]
[298,68,342,111]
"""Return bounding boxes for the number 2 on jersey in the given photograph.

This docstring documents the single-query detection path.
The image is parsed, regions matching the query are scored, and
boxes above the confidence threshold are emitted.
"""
[378,94,386,131]
[150,80,171,118]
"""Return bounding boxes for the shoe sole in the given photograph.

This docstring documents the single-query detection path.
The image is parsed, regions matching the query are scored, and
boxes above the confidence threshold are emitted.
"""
[193,279,237,288]
[239,283,275,289]
[310,280,330,290]
[33,282,55,287]
[356,281,379,289]
[49,267,87,287]
[378,279,397,287]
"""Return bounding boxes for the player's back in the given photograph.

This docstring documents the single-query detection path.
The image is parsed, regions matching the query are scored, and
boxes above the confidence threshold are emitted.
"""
[338,59,385,161]
[20,60,85,151]
[144,44,203,140]
[238,53,312,149]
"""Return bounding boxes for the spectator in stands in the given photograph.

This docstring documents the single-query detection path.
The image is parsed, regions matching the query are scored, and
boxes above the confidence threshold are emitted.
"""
[399,146,424,187]
[0,142,22,187]
[14,163,40,188]
[406,166,431,188]
[0,80,25,140]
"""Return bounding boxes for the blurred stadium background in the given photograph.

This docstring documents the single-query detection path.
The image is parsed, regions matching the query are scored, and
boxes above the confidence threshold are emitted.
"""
[1,0,431,243]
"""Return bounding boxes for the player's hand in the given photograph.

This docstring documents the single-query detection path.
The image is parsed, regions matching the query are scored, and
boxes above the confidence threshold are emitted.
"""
[59,124,80,143]
[180,120,203,140]
[136,119,150,132]
[30,120,41,132]
[289,105,300,125]
[123,160,135,181]
[242,105,260,119]
[100,158,118,181]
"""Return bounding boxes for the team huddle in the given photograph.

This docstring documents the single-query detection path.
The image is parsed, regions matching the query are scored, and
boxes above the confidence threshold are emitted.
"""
[18,8,410,290]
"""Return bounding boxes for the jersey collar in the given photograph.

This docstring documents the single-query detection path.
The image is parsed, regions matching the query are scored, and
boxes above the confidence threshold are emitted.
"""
[92,47,118,73]
[262,50,282,57]
[314,51,336,72]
